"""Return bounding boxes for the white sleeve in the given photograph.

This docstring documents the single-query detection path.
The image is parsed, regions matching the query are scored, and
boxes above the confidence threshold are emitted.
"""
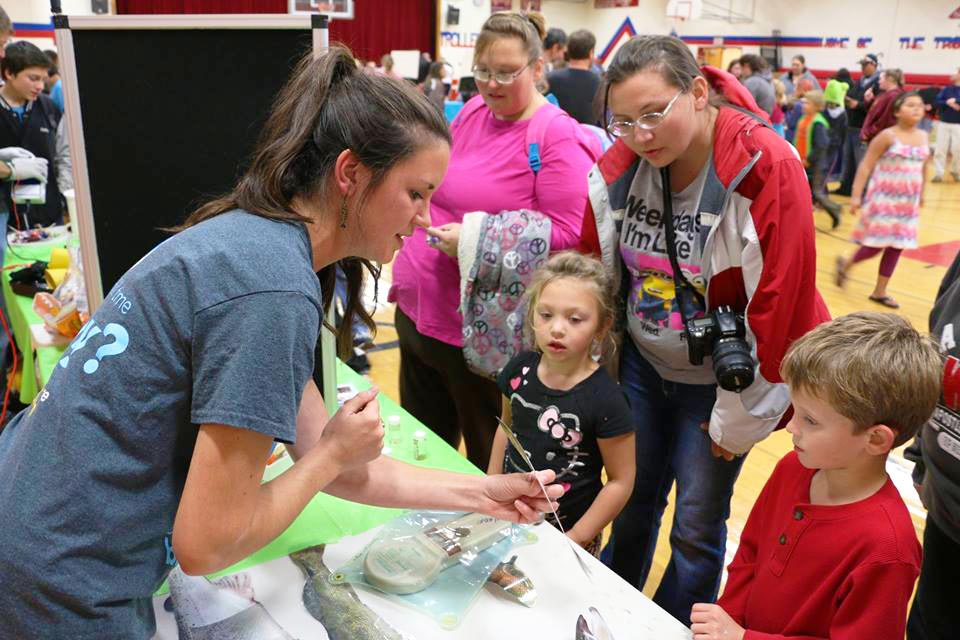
[56,118,74,193]
[708,376,791,454]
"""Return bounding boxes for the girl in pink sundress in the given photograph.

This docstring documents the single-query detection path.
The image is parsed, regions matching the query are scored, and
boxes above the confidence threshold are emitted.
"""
[835,91,930,309]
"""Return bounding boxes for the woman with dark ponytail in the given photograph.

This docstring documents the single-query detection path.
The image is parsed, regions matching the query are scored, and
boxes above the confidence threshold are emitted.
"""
[0,46,563,639]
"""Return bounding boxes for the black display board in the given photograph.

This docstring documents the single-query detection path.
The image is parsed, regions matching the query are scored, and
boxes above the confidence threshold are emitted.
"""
[69,26,312,292]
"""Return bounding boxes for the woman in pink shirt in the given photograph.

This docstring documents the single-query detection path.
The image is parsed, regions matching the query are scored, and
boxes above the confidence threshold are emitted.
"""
[389,11,597,469]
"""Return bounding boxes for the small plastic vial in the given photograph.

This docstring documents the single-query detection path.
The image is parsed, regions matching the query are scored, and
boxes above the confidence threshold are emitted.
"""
[413,430,428,460]
[387,415,402,446]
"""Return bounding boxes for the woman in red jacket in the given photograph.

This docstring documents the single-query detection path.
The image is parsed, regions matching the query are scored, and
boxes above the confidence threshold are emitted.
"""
[578,35,830,624]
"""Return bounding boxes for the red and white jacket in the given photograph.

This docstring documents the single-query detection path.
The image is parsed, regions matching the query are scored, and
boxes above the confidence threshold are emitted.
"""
[579,67,831,454]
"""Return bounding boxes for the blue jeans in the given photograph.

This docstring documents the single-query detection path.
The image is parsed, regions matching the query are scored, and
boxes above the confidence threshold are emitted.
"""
[603,339,745,625]
[838,126,866,195]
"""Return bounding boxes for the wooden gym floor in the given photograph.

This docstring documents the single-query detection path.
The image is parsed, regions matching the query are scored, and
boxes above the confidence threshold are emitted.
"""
[363,169,958,601]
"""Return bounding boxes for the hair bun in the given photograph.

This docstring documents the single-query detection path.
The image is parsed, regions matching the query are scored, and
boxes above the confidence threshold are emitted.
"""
[522,11,547,41]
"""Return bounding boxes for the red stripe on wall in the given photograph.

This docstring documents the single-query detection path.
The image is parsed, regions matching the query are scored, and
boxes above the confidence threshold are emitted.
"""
[791,69,955,89]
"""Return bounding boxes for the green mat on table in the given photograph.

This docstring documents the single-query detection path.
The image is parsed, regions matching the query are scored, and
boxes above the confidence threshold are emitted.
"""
[2,239,68,403]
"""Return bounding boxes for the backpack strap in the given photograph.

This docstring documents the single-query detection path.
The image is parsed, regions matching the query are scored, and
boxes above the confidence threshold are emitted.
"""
[525,104,566,174]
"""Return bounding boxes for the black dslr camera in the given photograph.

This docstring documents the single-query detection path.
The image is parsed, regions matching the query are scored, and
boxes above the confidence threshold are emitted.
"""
[686,306,755,393]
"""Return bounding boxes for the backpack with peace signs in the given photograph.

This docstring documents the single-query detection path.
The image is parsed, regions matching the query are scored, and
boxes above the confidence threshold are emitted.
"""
[461,209,552,380]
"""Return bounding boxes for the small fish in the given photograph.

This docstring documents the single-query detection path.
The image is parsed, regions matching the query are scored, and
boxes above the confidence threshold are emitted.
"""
[576,606,616,640]
[167,566,294,640]
[487,555,537,607]
[291,544,406,640]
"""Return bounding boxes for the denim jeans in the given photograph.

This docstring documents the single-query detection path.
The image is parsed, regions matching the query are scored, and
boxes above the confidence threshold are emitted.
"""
[602,338,746,625]
[838,126,866,195]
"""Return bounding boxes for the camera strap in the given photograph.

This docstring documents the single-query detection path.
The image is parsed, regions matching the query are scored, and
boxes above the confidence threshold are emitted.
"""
[659,165,706,327]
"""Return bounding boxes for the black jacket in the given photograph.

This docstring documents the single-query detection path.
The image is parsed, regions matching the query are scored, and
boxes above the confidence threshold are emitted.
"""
[845,73,880,129]
[905,250,960,544]
[0,93,63,227]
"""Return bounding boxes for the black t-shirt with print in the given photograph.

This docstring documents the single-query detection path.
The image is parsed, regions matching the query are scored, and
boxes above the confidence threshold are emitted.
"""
[496,351,634,528]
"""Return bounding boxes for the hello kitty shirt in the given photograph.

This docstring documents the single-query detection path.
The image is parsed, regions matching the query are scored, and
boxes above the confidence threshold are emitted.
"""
[496,351,634,528]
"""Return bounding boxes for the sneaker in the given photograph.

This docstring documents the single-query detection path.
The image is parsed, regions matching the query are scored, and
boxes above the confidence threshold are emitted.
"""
[827,207,842,229]
[933,175,944,183]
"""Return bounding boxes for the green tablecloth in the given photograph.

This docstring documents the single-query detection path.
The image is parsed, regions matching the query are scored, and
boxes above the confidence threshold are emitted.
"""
[2,239,69,403]
[162,361,480,588]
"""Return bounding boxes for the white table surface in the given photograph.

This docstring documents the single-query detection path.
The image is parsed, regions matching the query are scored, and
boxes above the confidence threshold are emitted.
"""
[152,520,692,640]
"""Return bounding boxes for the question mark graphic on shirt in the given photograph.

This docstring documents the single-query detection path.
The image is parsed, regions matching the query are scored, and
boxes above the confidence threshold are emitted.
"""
[59,321,102,369]
[82,324,129,374]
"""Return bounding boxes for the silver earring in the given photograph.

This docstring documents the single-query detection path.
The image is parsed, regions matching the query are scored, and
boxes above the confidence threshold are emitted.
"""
[339,198,348,229]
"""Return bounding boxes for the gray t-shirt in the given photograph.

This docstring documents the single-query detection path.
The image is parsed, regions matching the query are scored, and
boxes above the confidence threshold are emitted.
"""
[619,160,712,384]
[0,211,322,638]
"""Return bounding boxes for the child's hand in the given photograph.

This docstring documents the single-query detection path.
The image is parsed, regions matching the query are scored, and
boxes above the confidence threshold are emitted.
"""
[849,195,861,214]
[425,223,461,259]
[690,603,746,640]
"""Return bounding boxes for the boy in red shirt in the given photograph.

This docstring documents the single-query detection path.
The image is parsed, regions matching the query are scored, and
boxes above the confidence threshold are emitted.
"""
[690,312,941,640]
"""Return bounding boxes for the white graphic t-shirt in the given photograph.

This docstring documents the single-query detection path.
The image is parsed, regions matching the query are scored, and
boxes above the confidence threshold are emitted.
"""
[619,160,715,383]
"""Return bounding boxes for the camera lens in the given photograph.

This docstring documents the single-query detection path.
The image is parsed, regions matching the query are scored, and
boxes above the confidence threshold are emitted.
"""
[712,337,755,392]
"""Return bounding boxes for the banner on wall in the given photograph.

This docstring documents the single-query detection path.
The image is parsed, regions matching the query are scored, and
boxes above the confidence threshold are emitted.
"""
[492,0,512,11]
[596,0,639,7]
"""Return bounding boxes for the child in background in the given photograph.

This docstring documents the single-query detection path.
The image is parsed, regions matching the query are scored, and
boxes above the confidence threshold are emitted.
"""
[795,90,842,228]
[836,92,929,309]
[691,312,938,640]
[489,252,635,557]
[771,78,787,138]
[823,78,849,181]
[421,61,448,113]
[785,78,815,142]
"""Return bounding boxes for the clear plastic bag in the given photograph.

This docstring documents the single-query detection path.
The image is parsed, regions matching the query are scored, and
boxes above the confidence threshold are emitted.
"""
[329,511,537,629]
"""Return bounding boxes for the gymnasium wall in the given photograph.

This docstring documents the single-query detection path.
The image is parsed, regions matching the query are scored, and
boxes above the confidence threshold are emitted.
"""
[441,0,960,82]
[2,1,95,49]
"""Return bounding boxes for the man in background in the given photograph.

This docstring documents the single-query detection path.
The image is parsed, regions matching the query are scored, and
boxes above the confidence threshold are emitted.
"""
[0,41,66,227]
[932,68,960,183]
[738,54,775,118]
[836,53,881,196]
[0,8,55,407]
[546,29,600,125]
[543,27,566,72]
